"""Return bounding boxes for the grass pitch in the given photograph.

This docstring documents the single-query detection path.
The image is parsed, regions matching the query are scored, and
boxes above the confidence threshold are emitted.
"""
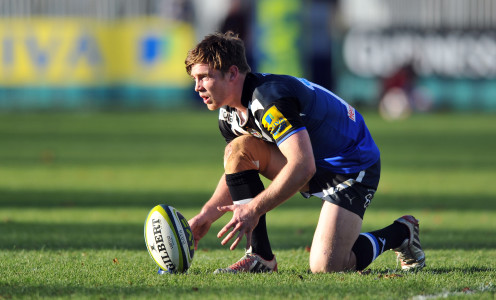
[0,111,495,299]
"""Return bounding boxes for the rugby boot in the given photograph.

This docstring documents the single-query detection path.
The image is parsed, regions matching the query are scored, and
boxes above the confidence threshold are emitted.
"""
[393,215,426,270]
[214,247,277,274]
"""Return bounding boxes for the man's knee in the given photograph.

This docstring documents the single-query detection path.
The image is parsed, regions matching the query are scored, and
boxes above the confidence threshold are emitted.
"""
[224,135,268,174]
[309,203,360,273]
[224,135,255,162]
[309,250,356,273]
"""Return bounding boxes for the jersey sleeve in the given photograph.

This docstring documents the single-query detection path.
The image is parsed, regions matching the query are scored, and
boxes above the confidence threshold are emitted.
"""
[259,97,306,145]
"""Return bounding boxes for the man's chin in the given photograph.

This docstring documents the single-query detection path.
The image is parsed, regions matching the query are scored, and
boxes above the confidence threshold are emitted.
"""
[206,103,219,111]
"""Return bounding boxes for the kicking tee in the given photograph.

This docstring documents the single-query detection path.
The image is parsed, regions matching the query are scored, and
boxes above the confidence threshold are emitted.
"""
[219,73,380,174]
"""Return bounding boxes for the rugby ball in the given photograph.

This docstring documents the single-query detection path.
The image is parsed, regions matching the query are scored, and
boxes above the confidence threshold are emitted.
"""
[144,205,194,273]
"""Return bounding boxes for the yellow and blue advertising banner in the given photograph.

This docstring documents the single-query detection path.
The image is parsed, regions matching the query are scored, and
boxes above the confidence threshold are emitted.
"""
[0,17,195,87]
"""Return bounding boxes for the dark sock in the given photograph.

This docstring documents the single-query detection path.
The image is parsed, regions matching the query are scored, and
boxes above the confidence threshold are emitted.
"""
[352,222,409,270]
[369,222,409,250]
[225,170,274,261]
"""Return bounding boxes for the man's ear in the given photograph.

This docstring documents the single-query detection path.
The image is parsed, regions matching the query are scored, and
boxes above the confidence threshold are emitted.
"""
[228,65,239,81]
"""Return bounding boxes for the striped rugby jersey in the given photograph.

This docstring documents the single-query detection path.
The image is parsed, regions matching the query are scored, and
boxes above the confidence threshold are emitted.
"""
[219,73,380,174]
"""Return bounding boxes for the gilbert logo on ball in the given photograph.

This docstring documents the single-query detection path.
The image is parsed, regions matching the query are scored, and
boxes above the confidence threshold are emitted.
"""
[144,204,194,273]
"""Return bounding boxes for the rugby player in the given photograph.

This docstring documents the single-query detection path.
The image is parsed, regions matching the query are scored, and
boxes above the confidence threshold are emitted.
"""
[186,31,425,273]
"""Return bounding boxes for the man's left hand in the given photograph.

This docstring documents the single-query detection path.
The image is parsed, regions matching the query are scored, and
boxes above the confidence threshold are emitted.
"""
[216,204,260,250]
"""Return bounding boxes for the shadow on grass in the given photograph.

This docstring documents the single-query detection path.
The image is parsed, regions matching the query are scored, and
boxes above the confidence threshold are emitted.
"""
[1,189,495,210]
[0,189,210,209]
[1,221,495,251]
[2,187,495,251]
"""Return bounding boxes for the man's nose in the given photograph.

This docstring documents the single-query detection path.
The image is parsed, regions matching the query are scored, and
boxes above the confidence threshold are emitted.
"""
[195,80,202,92]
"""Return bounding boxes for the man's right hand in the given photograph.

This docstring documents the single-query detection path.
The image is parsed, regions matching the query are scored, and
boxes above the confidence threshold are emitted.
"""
[188,213,213,250]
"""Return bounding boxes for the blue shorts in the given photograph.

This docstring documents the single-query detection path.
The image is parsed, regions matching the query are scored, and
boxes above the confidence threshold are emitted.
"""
[301,159,381,219]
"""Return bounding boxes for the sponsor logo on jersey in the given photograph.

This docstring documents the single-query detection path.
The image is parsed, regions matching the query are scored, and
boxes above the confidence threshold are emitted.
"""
[262,106,292,140]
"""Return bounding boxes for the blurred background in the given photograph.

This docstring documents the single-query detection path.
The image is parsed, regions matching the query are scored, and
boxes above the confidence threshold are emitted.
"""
[0,0,495,114]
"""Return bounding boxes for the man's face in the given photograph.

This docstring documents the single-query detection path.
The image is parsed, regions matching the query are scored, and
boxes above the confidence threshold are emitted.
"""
[190,64,232,111]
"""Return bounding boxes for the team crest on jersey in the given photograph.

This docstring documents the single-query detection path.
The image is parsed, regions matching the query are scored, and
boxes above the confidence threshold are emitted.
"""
[247,128,263,139]
[262,106,292,140]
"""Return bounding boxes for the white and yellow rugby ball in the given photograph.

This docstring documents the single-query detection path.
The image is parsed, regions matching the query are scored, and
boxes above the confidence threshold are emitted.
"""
[144,205,194,273]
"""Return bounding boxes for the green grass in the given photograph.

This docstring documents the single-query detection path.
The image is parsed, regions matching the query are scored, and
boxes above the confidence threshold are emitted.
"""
[0,111,495,299]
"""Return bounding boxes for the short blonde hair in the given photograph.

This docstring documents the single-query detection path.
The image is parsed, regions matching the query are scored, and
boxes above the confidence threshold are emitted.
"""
[185,31,251,75]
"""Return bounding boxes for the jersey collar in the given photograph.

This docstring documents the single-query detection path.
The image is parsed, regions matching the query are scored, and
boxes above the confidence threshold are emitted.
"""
[240,72,257,108]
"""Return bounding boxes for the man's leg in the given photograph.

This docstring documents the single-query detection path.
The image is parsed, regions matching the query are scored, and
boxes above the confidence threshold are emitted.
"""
[223,135,277,260]
[307,161,424,273]
[353,215,425,271]
[224,169,272,260]
[309,201,421,273]
[310,201,423,272]
[309,201,362,272]
[216,135,285,273]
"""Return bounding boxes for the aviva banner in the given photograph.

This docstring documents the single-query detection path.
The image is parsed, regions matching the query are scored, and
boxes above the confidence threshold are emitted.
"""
[0,18,195,87]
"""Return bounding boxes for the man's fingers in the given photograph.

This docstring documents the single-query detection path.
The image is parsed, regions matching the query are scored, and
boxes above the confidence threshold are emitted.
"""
[229,232,244,250]
[220,223,242,245]
[217,220,236,238]
[215,204,251,250]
